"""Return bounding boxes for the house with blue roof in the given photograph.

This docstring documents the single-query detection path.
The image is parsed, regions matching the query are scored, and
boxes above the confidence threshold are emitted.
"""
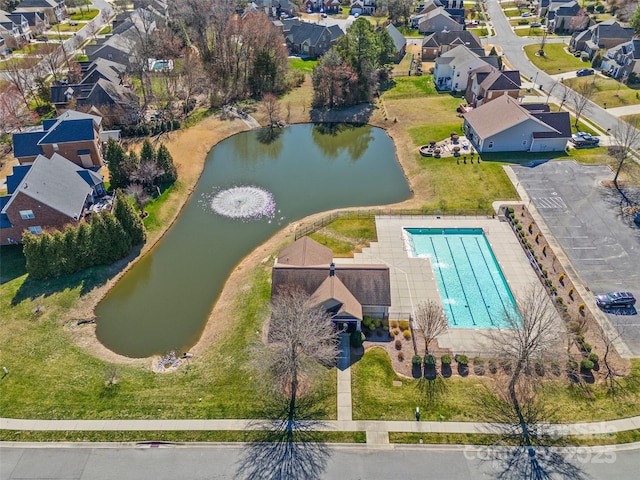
[0,153,106,245]
[12,111,106,167]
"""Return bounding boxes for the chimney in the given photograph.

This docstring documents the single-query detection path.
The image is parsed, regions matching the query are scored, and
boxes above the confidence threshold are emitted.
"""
[329,262,335,277]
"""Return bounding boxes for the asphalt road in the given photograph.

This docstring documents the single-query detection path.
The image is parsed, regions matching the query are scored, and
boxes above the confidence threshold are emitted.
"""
[1,443,639,480]
[484,0,640,133]
[513,161,640,354]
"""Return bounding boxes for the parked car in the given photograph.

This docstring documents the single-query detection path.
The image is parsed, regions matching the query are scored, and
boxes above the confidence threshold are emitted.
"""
[530,21,542,27]
[35,35,48,42]
[320,12,327,18]
[596,291,636,308]
[571,132,599,146]
[576,68,594,77]
[522,12,532,17]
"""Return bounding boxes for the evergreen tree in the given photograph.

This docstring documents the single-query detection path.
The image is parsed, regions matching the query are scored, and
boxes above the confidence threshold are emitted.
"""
[106,138,129,189]
[633,6,640,36]
[75,221,93,270]
[49,230,66,277]
[22,232,47,279]
[38,232,55,278]
[155,144,177,184]
[103,211,131,261]
[90,214,112,265]
[140,138,156,164]
[126,150,140,181]
[62,227,79,275]
[113,189,146,246]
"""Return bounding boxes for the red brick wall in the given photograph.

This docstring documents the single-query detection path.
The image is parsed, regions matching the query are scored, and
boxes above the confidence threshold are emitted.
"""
[1,191,80,245]
[41,138,103,167]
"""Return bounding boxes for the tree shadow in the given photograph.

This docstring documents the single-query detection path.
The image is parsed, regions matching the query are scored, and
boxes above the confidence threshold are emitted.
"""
[0,244,26,285]
[417,375,447,409]
[235,395,331,480]
[10,245,141,306]
[310,104,374,124]
[423,364,437,380]
[257,126,284,145]
[441,364,452,378]
[475,387,588,480]
[412,364,422,378]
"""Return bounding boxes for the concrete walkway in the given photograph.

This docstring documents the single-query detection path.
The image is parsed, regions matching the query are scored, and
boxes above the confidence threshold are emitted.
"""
[337,333,352,422]
[605,104,640,118]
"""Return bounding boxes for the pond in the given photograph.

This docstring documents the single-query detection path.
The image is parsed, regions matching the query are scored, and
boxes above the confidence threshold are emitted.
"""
[95,124,412,357]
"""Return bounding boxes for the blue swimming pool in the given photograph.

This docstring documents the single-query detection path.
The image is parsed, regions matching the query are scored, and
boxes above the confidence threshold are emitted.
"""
[405,228,517,328]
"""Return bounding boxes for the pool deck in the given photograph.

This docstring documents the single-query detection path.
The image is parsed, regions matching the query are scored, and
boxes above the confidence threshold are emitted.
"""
[334,215,558,355]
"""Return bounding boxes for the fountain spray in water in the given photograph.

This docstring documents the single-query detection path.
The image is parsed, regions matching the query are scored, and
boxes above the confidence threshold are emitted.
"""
[209,185,276,221]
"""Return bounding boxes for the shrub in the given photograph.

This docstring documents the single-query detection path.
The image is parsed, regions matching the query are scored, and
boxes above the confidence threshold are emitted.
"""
[382,318,389,330]
[588,352,599,363]
[441,354,452,366]
[395,339,402,350]
[389,320,398,328]
[473,357,484,366]
[535,233,540,243]
[528,223,533,233]
[541,269,548,277]
[551,360,561,376]
[398,319,410,331]
[582,342,592,353]
[546,279,553,287]
[393,328,400,337]
[398,351,404,361]
[580,359,594,372]
[559,273,565,283]
[412,355,422,367]
[578,303,585,311]
[488,359,497,373]
[403,330,412,340]
[424,354,436,366]
[542,244,547,255]
[567,359,579,371]
[535,359,545,376]
[350,331,365,348]
[568,287,574,297]
[557,296,564,304]
[456,354,468,366]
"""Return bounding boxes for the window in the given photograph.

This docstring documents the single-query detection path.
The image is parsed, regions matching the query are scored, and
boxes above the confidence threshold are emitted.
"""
[522,140,527,145]
[19,209,35,220]
[28,226,42,235]
[488,141,494,149]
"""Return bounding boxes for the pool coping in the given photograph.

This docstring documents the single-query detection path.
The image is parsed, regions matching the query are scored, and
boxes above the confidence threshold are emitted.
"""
[334,215,561,356]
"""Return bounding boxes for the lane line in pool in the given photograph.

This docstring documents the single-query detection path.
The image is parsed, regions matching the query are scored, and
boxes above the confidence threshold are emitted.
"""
[459,237,494,326]
[444,237,477,326]
[473,236,510,324]
[428,236,458,326]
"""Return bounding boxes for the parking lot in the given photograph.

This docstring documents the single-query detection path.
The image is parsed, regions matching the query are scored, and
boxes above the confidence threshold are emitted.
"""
[513,160,640,355]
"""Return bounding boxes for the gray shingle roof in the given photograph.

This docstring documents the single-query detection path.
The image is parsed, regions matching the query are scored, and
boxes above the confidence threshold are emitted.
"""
[1,153,98,220]
[386,23,406,53]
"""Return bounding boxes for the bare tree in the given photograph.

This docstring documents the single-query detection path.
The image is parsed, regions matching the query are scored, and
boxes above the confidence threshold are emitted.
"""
[125,183,151,212]
[252,286,338,423]
[42,46,64,80]
[412,299,447,354]
[557,83,571,109]
[0,83,37,132]
[178,50,205,117]
[132,160,164,191]
[568,82,596,127]
[262,93,281,128]
[610,118,640,190]
[2,58,32,109]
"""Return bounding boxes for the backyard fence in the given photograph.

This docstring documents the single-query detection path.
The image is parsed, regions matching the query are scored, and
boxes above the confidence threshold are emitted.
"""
[293,208,495,240]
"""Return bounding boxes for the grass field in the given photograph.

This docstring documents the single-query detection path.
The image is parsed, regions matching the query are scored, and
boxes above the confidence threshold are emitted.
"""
[352,348,640,422]
[524,44,590,74]
[563,76,640,109]
[288,57,318,74]
[68,9,99,21]
[382,75,438,99]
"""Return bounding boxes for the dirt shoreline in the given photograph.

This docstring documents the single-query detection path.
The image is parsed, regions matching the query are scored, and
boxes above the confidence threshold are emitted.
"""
[42,99,429,368]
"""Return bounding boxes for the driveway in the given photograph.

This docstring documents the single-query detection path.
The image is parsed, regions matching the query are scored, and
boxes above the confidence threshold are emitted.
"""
[512,161,640,355]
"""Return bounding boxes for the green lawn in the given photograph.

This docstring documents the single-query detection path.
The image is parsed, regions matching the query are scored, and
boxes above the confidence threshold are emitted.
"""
[52,23,84,33]
[393,53,413,75]
[68,9,100,21]
[99,26,112,35]
[504,8,525,17]
[310,217,377,255]
[621,114,640,124]
[524,43,590,74]
[0,248,337,421]
[352,348,640,422]
[396,25,423,37]
[468,27,489,37]
[563,76,640,108]
[288,57,318,74]
[382,75,438,99]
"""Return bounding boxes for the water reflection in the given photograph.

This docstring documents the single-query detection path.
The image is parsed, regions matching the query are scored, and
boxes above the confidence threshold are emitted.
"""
[311,123,373,161]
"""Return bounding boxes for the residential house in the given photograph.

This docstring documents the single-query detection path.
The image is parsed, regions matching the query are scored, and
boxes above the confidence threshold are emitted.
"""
[86,8,157,69]
[285,22,343,58]
[570,19,635,59]
[0,153,107,245]
[465,69,522,106]
[421,30,483,60]
[546,1,587,33]
[133,0,168,26]
[463,96,571,153]
[13,0,66,25]
[302,0,340,13]
[414,7,464,35]
[11,10,48,36]
[273,17,301,35]
[0,11,30,49]
[536,0,574,18]
[433,45,499,92]
[271,237,391,332]
[12,111,109,167]
[601,39,640,80]
[350,0,376,15]
[385,23,406,63]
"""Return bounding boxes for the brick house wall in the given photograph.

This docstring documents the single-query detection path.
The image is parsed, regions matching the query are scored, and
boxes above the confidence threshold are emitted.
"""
[40,139,102,168]
[1,191,83,244]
